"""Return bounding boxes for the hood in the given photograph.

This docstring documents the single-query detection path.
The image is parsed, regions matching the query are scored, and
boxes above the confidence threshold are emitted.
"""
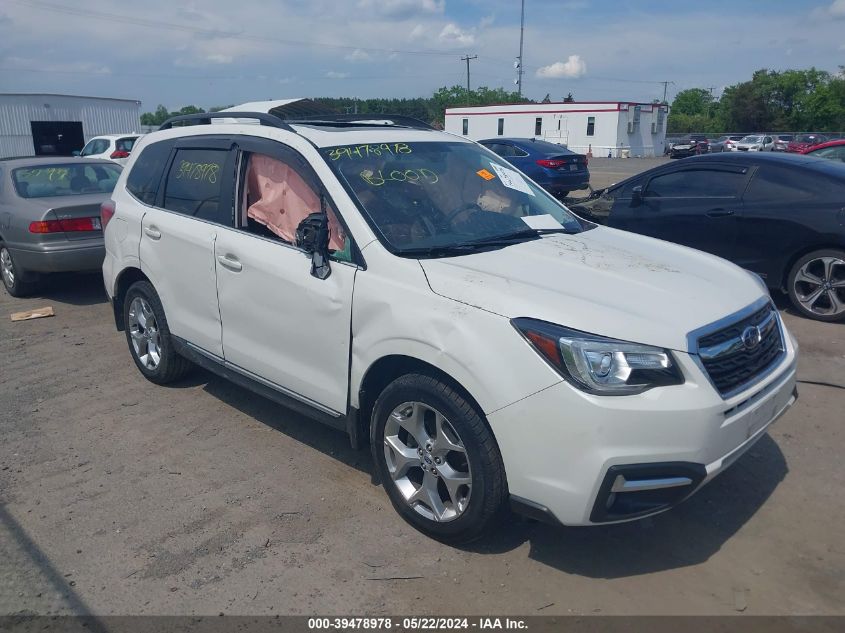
[419,226,765,352]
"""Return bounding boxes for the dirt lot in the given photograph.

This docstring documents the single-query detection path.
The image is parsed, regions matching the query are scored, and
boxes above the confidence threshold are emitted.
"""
[1,264,843,615]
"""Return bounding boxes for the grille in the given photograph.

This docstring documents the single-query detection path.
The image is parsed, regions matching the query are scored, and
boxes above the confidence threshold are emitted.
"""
[698,305,784,396]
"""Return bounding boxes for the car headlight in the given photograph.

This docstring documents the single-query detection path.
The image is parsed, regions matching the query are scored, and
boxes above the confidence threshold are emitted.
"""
[512,318,684,395]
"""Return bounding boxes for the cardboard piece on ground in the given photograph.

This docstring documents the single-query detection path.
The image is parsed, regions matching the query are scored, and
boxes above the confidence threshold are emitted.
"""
[10,306,54,322]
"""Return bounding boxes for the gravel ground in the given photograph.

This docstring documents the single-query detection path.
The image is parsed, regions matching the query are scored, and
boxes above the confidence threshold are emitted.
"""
[1,265,843,616]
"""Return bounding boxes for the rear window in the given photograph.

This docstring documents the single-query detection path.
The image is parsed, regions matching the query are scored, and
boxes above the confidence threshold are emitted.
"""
[13,163,122,198]
[524,139,575,155]
[116,137,138,152]
[126,140,175,205]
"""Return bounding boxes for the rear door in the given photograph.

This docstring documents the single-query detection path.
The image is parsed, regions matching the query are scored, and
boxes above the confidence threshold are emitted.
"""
[139,136,235,357]
[609,164,750,260]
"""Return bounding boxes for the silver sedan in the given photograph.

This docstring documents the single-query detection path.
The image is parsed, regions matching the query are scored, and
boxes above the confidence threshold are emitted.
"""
[0,157,121,296]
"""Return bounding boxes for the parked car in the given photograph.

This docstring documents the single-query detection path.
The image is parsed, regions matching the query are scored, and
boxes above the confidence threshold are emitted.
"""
[709,135,744,152]
[569,152,845,322]
[787,133,827,153]
[0,157,121,296]
[103,111,797,542]
[669,137,705,158]
[689,134,710,154]
[478,138,589,198]
[78,134,141,166]
[735,135,773,151]
[802,139,845,162]
[770,134,793,152]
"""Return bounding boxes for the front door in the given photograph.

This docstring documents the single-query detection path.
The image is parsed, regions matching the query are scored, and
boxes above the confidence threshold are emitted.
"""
[609,165,750,261]
[139,137,235,357]
[214,137,357,415]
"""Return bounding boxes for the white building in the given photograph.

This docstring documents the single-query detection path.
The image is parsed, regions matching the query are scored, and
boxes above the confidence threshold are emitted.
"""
[445,101,669,157]
[0,93,141,158]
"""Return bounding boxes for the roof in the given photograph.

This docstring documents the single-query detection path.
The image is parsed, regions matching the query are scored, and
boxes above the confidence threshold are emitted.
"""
[446,101,666,115]
[0,156,118,168]
[88,133,142,140]
[220,99,337,119]
[0,93,141,104]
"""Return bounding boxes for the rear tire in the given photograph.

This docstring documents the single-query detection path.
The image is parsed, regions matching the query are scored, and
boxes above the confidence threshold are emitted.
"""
[372,373,507,544]
[0,244,39,297]
[787,249,845,322]
[123,280,192,383]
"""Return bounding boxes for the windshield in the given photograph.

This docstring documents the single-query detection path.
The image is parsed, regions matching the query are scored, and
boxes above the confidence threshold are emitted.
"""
[740,135,762,143]
[322,140,585,256]
[13,163,122,198]
[795,134,822,143]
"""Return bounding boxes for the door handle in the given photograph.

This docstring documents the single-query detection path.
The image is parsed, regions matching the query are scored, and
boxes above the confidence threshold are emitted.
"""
[144,226,162,239]
[216,254,242,272]
[706,209,735,218]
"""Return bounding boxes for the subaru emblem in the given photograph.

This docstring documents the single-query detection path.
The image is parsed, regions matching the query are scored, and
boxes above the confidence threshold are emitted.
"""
[741,326,762,350]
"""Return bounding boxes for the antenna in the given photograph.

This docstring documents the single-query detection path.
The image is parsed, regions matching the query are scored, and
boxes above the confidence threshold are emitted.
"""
[516,0,525,98]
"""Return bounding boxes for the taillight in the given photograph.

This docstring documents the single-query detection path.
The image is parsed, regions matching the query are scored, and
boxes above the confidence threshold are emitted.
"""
[100,200,116,231]
[30,217,101,233]
[110,150,130,159]
[537,158,566,168]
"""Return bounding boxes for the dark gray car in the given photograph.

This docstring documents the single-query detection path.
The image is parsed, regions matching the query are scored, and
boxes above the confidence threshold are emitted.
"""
[0,157,121,296]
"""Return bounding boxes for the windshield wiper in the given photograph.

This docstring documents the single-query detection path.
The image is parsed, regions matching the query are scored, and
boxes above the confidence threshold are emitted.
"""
[398,228,578,258]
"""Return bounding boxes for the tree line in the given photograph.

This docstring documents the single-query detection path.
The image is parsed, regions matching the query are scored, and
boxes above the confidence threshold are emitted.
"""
[668,67,845,134]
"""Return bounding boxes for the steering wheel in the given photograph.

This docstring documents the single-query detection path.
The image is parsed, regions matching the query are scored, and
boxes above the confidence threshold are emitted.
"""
[444,202,483,224]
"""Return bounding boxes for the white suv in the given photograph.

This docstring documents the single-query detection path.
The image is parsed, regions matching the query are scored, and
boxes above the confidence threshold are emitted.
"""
[101,111,798,542]
[80,134,140,165]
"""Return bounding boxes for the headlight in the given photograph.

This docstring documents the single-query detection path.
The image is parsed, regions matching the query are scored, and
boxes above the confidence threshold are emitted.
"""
[512,318,684,395]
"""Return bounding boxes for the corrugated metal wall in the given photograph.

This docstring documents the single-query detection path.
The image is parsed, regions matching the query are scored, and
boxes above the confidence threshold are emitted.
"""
[0,94,141,158]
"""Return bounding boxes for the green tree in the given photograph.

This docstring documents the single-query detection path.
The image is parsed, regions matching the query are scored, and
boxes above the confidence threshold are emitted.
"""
[671,88,713,117]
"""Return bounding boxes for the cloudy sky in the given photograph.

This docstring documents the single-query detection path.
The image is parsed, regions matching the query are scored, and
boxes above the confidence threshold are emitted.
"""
[1,0,844,111]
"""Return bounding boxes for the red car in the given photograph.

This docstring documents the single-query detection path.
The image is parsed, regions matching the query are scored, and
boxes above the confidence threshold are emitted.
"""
[787,133,827,153]
[802,138,845,161]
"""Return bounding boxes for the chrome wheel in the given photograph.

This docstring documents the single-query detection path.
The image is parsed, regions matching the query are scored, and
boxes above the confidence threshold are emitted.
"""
[128,296,162,370]
[1,248,14,288]
[383,401,472,522]
[792,256,845,317]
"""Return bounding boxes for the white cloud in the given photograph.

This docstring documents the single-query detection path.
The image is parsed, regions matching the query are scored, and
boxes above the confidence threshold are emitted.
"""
[409,24,426,40]
[536,55,587,79]
[205,53,233,64]
[345,48,372,62]
[355,0,444,19]
[439,22,475,47]
[479,14,495,29]
[811,0,845,19]
[326,70,350,79]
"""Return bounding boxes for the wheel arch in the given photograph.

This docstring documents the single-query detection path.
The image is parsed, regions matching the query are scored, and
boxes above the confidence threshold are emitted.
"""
[112,266,151,330]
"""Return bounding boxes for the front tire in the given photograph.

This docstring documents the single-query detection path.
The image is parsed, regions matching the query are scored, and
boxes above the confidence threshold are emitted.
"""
[123,280,192,383]
[787,249,845,322]
[372,373,507,543]
[1,244,39,297]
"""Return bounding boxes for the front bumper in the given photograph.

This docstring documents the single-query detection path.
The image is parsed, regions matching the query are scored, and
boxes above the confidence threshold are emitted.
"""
[489,335,798,526]
[9,239,105,274]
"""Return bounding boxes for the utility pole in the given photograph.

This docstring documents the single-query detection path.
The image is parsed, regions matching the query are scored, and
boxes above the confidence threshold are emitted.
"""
[516,0,525,98]
[461,54,477,105]
[660,80,675,103]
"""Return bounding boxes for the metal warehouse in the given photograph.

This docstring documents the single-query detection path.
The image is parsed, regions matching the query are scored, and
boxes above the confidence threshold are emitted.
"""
[445,101,669,157]
[0,93,141,159]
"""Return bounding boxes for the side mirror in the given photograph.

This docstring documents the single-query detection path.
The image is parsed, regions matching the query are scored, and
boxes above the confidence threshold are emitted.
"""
[631,185,644,203]
[295,212,332,280]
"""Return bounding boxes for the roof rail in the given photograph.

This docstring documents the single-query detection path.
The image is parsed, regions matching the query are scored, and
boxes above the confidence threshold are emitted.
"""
[286,113,434,130]
[158,111,295,132]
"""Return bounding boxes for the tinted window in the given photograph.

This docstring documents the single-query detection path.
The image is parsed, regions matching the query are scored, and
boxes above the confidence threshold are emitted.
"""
[163,148,230,224]
[497,118,504,135]
[526,139,574,155]
[744,166,820,202]
[126,140,174,205]
[462,118,468,135]
[116,137,138,152]
[81,139,109,156]
[646,169,747,198]
[810,146,845,162]
[534,117,542,136]
[13,163,121,198]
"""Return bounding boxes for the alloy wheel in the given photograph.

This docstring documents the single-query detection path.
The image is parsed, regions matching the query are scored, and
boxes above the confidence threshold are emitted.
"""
[383,401,472,522]
[0,248,15,288]
[128,296,162,370]
[792,256,845,317]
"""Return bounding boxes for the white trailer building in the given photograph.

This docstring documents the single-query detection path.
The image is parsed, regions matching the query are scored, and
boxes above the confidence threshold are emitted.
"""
[0,93,141,158]
[445,101,669,157]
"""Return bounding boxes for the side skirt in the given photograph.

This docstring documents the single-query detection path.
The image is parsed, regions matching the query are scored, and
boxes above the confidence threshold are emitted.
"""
[171,336,349,434]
